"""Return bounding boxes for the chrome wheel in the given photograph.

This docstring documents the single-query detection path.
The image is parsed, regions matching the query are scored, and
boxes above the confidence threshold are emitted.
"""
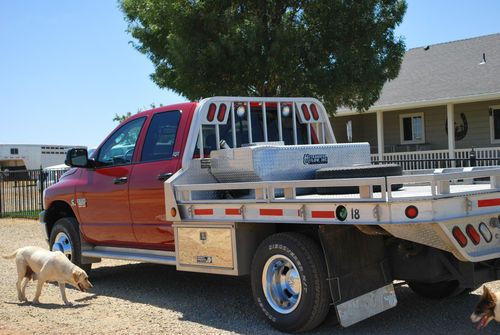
[262,254,302,314]
[52,232,73,261]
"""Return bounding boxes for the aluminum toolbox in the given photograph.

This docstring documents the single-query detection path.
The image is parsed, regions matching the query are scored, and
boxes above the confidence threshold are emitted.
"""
[210,142,371,183]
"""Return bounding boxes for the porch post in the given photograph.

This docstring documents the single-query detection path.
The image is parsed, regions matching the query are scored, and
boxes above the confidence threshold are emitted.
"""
[447,103,456,167]
[376,110,384,162]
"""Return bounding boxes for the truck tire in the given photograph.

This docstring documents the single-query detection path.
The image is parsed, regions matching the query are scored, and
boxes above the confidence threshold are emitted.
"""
[407,280,463,299]
[49,217,91,273]
[251,232,330,332]
[315,164,403,194]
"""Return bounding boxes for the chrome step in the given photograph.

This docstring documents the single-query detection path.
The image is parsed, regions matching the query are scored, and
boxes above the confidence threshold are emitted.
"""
[82,246,176,265]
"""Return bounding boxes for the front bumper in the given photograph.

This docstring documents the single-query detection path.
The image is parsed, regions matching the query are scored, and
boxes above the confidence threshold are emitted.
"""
[39,211,49,245]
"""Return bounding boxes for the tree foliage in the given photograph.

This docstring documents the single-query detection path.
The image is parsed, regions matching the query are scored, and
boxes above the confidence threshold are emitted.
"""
[112,103,163,122]
[120,0,406,112]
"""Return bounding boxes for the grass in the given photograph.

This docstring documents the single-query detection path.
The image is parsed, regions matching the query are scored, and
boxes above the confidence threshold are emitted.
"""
[0,210,40,219]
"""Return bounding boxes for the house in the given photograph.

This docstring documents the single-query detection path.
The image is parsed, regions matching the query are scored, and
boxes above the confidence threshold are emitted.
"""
[331,33,500,170]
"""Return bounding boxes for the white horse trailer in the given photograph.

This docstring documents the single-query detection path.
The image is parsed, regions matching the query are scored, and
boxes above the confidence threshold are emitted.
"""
[0,144,85,171]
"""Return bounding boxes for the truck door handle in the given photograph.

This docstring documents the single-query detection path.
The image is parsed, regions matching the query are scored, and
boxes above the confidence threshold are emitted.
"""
[113,177,128,184]
[157,172,173,181]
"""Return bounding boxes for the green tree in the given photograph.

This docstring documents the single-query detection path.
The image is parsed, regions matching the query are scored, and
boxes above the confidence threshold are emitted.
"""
[120,0,406,112]
[112,103,164,122]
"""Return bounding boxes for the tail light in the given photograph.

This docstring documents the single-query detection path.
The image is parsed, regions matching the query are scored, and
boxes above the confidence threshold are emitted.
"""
[466,224,481,245]
[217,103,227,122]
[310,104,319,120]
[207,103,216,121]
[452,226,468,247]
[301,104,311,120]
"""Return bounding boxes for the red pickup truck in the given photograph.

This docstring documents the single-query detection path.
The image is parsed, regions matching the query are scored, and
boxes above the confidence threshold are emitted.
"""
[40,97,500,332]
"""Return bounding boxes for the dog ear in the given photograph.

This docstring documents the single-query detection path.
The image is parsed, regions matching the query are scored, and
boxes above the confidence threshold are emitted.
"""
[72,269,81,283]
[483,286,497,303]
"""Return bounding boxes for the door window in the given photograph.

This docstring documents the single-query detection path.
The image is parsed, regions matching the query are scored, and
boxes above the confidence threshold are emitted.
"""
[97,117,146,167]
[141,111,181,162]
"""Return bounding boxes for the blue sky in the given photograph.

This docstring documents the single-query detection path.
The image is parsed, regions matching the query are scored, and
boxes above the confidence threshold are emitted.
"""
[1,0,500,148]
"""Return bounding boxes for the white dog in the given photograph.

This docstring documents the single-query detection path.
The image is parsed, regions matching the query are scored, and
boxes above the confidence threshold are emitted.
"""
[2,246,92,305]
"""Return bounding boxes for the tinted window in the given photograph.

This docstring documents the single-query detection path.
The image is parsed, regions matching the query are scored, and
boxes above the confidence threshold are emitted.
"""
[141,111,181,162]
[97,117,146,167]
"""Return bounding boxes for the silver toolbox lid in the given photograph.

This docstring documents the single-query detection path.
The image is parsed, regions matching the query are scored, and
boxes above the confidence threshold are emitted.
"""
[210,142,371,183]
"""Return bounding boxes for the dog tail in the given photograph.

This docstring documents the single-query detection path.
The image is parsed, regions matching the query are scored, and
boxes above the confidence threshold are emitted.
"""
[1,248,21,259]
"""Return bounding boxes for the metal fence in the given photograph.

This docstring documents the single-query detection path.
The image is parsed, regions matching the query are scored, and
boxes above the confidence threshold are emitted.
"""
[0,168,68,219]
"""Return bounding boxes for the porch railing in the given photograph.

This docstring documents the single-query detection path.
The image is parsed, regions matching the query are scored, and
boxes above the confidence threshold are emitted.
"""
[371,147,500,170]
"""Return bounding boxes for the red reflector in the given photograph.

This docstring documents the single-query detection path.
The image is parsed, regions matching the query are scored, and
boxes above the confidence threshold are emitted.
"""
[207,103,216,121]
[260,208,283,216]
[452,226,468,247]
[217,103,227,122]
[478,198,500,207]
[301,104,311,120]
[405,205,418,219]
[465,224,481,245]
[225,208,240,215]
[194,208,213,216]
[310,104,319,120]
[311,210,335,219]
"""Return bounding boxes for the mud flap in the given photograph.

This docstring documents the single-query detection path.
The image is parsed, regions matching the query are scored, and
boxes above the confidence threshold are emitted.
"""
[318,225,397,327]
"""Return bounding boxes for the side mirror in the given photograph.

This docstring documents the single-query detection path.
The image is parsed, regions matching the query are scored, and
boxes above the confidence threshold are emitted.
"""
[65,148,91,168]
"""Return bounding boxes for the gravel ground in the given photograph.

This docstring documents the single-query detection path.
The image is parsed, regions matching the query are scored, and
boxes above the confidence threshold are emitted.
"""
[0,218,499,335]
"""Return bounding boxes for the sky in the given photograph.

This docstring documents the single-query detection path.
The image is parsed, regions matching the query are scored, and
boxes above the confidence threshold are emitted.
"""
[1,1,500,148]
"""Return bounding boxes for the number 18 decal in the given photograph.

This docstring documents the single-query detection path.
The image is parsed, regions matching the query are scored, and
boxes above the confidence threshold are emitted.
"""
[335,206,360,221]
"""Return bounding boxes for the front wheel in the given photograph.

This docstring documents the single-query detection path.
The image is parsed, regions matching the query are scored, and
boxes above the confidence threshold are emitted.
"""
[49,217,91,273]
[251,233,330,332]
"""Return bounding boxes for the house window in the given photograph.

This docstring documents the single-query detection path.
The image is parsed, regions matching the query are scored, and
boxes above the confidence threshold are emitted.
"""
[10,148,19,155]
[490,105,500,143]
[400,113,425,144]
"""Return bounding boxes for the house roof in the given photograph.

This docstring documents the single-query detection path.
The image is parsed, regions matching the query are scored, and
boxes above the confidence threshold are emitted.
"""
[337,33,500,114]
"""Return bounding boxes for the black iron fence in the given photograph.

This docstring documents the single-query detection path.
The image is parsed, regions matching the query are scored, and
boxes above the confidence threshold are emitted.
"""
[372,157,499,171]
[0,168,68,219]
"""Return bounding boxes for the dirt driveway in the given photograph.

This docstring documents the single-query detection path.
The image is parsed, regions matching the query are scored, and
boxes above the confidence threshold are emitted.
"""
[0,218,499,334]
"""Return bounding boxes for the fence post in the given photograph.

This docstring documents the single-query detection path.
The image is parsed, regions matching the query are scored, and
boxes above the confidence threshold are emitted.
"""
[470,147,477,167]
[0,172,3,217]
[39,166,44,212]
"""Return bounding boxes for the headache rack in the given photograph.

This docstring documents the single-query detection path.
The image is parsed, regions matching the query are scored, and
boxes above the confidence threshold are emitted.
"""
[181,97,336,169]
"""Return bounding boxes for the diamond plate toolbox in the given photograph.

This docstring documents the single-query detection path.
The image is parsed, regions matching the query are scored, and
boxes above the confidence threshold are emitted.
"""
[210,143,371,183]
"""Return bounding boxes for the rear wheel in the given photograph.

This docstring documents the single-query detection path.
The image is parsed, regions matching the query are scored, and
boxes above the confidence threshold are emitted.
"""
[251,232,330,332]
[407,280,463,299]
[49,217,91,273]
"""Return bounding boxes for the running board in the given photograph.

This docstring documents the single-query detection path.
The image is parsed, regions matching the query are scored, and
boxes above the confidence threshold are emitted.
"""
[82,246,176,265]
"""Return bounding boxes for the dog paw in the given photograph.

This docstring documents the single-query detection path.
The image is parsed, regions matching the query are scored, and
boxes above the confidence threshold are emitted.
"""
[32,299,40,305]
[64,301,73,306]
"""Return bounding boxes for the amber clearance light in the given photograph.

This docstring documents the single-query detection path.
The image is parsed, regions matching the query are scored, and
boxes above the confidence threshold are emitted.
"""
[170,207,177,217]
